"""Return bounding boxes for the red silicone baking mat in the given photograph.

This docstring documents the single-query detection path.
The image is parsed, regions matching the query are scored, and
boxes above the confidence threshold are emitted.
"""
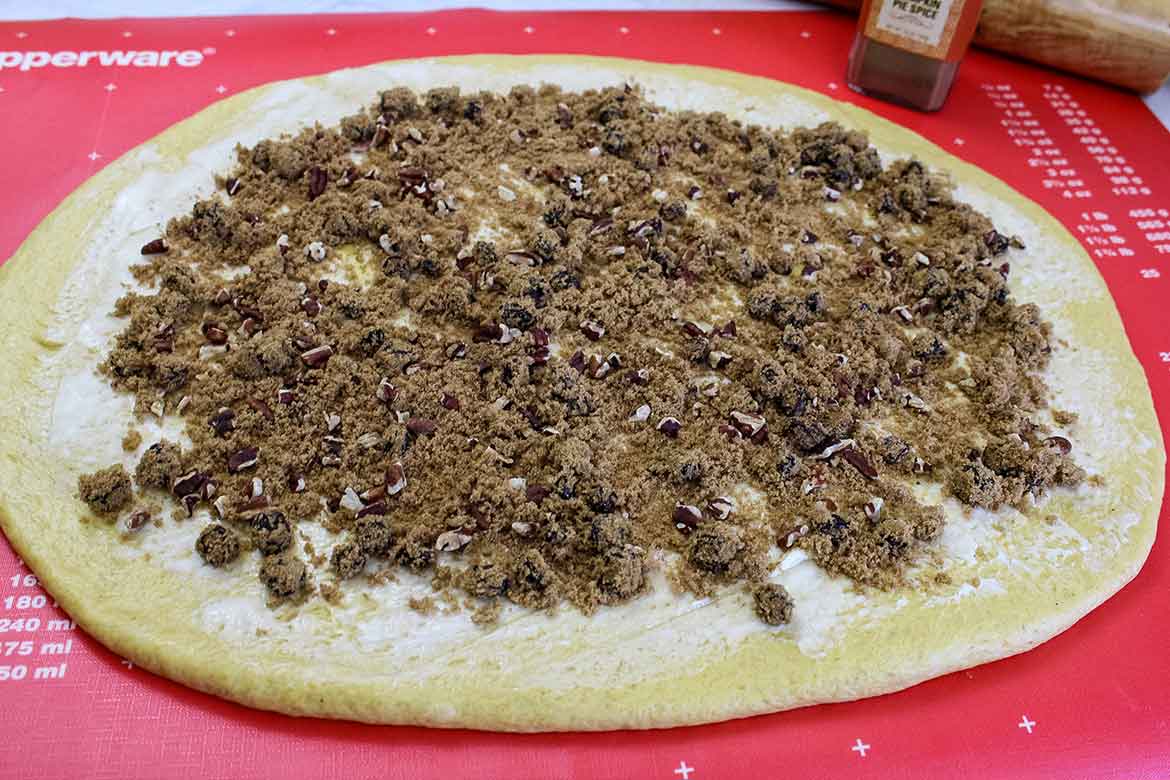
[1,9,1168,779]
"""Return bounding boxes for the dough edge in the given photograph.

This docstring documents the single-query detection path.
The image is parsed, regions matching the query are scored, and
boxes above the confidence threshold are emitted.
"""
[0,55,1162,731]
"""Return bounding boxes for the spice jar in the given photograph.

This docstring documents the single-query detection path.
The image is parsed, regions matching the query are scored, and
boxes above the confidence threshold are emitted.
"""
[846,0,984,111]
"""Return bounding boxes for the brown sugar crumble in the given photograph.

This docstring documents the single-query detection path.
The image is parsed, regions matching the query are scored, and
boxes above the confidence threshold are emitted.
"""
[121,429,143,452]
[79,83,1085,621]
[78,465,133,517]
[753,582,794,626]
[196,523,241,567]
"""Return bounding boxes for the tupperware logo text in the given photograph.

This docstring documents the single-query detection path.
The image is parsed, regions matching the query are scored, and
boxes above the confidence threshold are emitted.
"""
[0,49,205,72]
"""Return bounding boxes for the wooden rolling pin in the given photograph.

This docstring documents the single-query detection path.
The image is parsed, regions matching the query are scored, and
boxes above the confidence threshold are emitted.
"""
[815,0,1170,94]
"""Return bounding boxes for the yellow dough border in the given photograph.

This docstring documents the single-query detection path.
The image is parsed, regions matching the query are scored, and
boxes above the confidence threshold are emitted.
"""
[0,56,1163,731]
